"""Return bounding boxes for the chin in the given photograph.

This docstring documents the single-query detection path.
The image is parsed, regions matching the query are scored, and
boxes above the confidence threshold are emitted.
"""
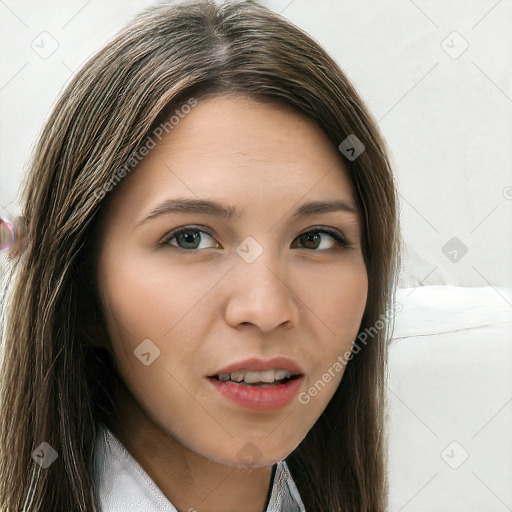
[202,445,294,469]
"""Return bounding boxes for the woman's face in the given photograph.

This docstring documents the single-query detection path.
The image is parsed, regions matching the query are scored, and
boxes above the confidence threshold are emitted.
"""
[96,94,368,467]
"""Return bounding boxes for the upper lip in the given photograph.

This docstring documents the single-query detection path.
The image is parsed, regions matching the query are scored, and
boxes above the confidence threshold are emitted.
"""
[208,357,305,377]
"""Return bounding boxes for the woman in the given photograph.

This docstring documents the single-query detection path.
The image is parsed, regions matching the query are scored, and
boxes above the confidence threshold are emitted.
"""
[0,0,401,510]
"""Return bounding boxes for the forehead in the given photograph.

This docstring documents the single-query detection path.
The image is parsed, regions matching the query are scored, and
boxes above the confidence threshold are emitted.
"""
[108,95,358,219]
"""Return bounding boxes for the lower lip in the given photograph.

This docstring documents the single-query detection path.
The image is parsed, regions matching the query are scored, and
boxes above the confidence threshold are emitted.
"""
[207,376,303,411]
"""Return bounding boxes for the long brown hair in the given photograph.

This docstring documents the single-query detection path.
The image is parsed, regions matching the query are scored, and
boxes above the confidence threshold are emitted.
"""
[0,1,401,510]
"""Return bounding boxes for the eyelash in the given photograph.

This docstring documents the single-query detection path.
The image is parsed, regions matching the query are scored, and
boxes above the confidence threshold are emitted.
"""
[159,225,352,251]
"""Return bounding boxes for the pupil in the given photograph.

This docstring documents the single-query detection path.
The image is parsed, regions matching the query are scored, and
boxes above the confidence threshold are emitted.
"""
[302,233,320,249]
[178,231,200,249]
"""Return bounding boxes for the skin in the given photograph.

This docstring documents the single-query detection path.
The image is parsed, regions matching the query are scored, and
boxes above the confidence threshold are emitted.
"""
[94,94,368,512]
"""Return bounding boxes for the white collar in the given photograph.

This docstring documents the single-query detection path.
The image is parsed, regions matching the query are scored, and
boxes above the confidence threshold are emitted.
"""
[93,421,306,512]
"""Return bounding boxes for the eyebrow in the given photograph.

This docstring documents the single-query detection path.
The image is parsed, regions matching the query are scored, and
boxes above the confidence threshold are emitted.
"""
[137,197,360,227]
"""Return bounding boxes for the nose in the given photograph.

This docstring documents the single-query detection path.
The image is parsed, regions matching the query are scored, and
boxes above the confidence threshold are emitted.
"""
[224,250,300,333]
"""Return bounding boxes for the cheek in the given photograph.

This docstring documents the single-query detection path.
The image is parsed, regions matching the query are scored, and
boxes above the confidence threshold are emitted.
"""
[98,250,215,383]
[330,270,368,337]
[304,258,368,338]
[99,247,205,341]
[299,261,367,387]
[98,268,212,436]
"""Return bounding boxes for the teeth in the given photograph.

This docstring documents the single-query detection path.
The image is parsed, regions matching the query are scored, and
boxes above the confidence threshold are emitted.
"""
[217,369,295,384]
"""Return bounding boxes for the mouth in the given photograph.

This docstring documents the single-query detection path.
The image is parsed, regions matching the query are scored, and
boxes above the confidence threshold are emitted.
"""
[206,372,304,411]
[207,356,305,384]
[207,370,302,388]
[205,357,305,410]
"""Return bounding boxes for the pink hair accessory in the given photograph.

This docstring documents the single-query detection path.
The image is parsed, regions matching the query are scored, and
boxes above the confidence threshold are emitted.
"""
[0,214,28,256]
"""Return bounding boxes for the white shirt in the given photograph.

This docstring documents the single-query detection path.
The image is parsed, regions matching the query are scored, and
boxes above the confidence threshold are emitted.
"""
[93,421,306,512]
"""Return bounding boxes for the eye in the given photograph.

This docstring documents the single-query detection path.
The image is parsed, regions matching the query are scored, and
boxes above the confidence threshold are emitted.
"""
[293,228,350,251]
[160,226,220,250]
[159,226,351,251]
